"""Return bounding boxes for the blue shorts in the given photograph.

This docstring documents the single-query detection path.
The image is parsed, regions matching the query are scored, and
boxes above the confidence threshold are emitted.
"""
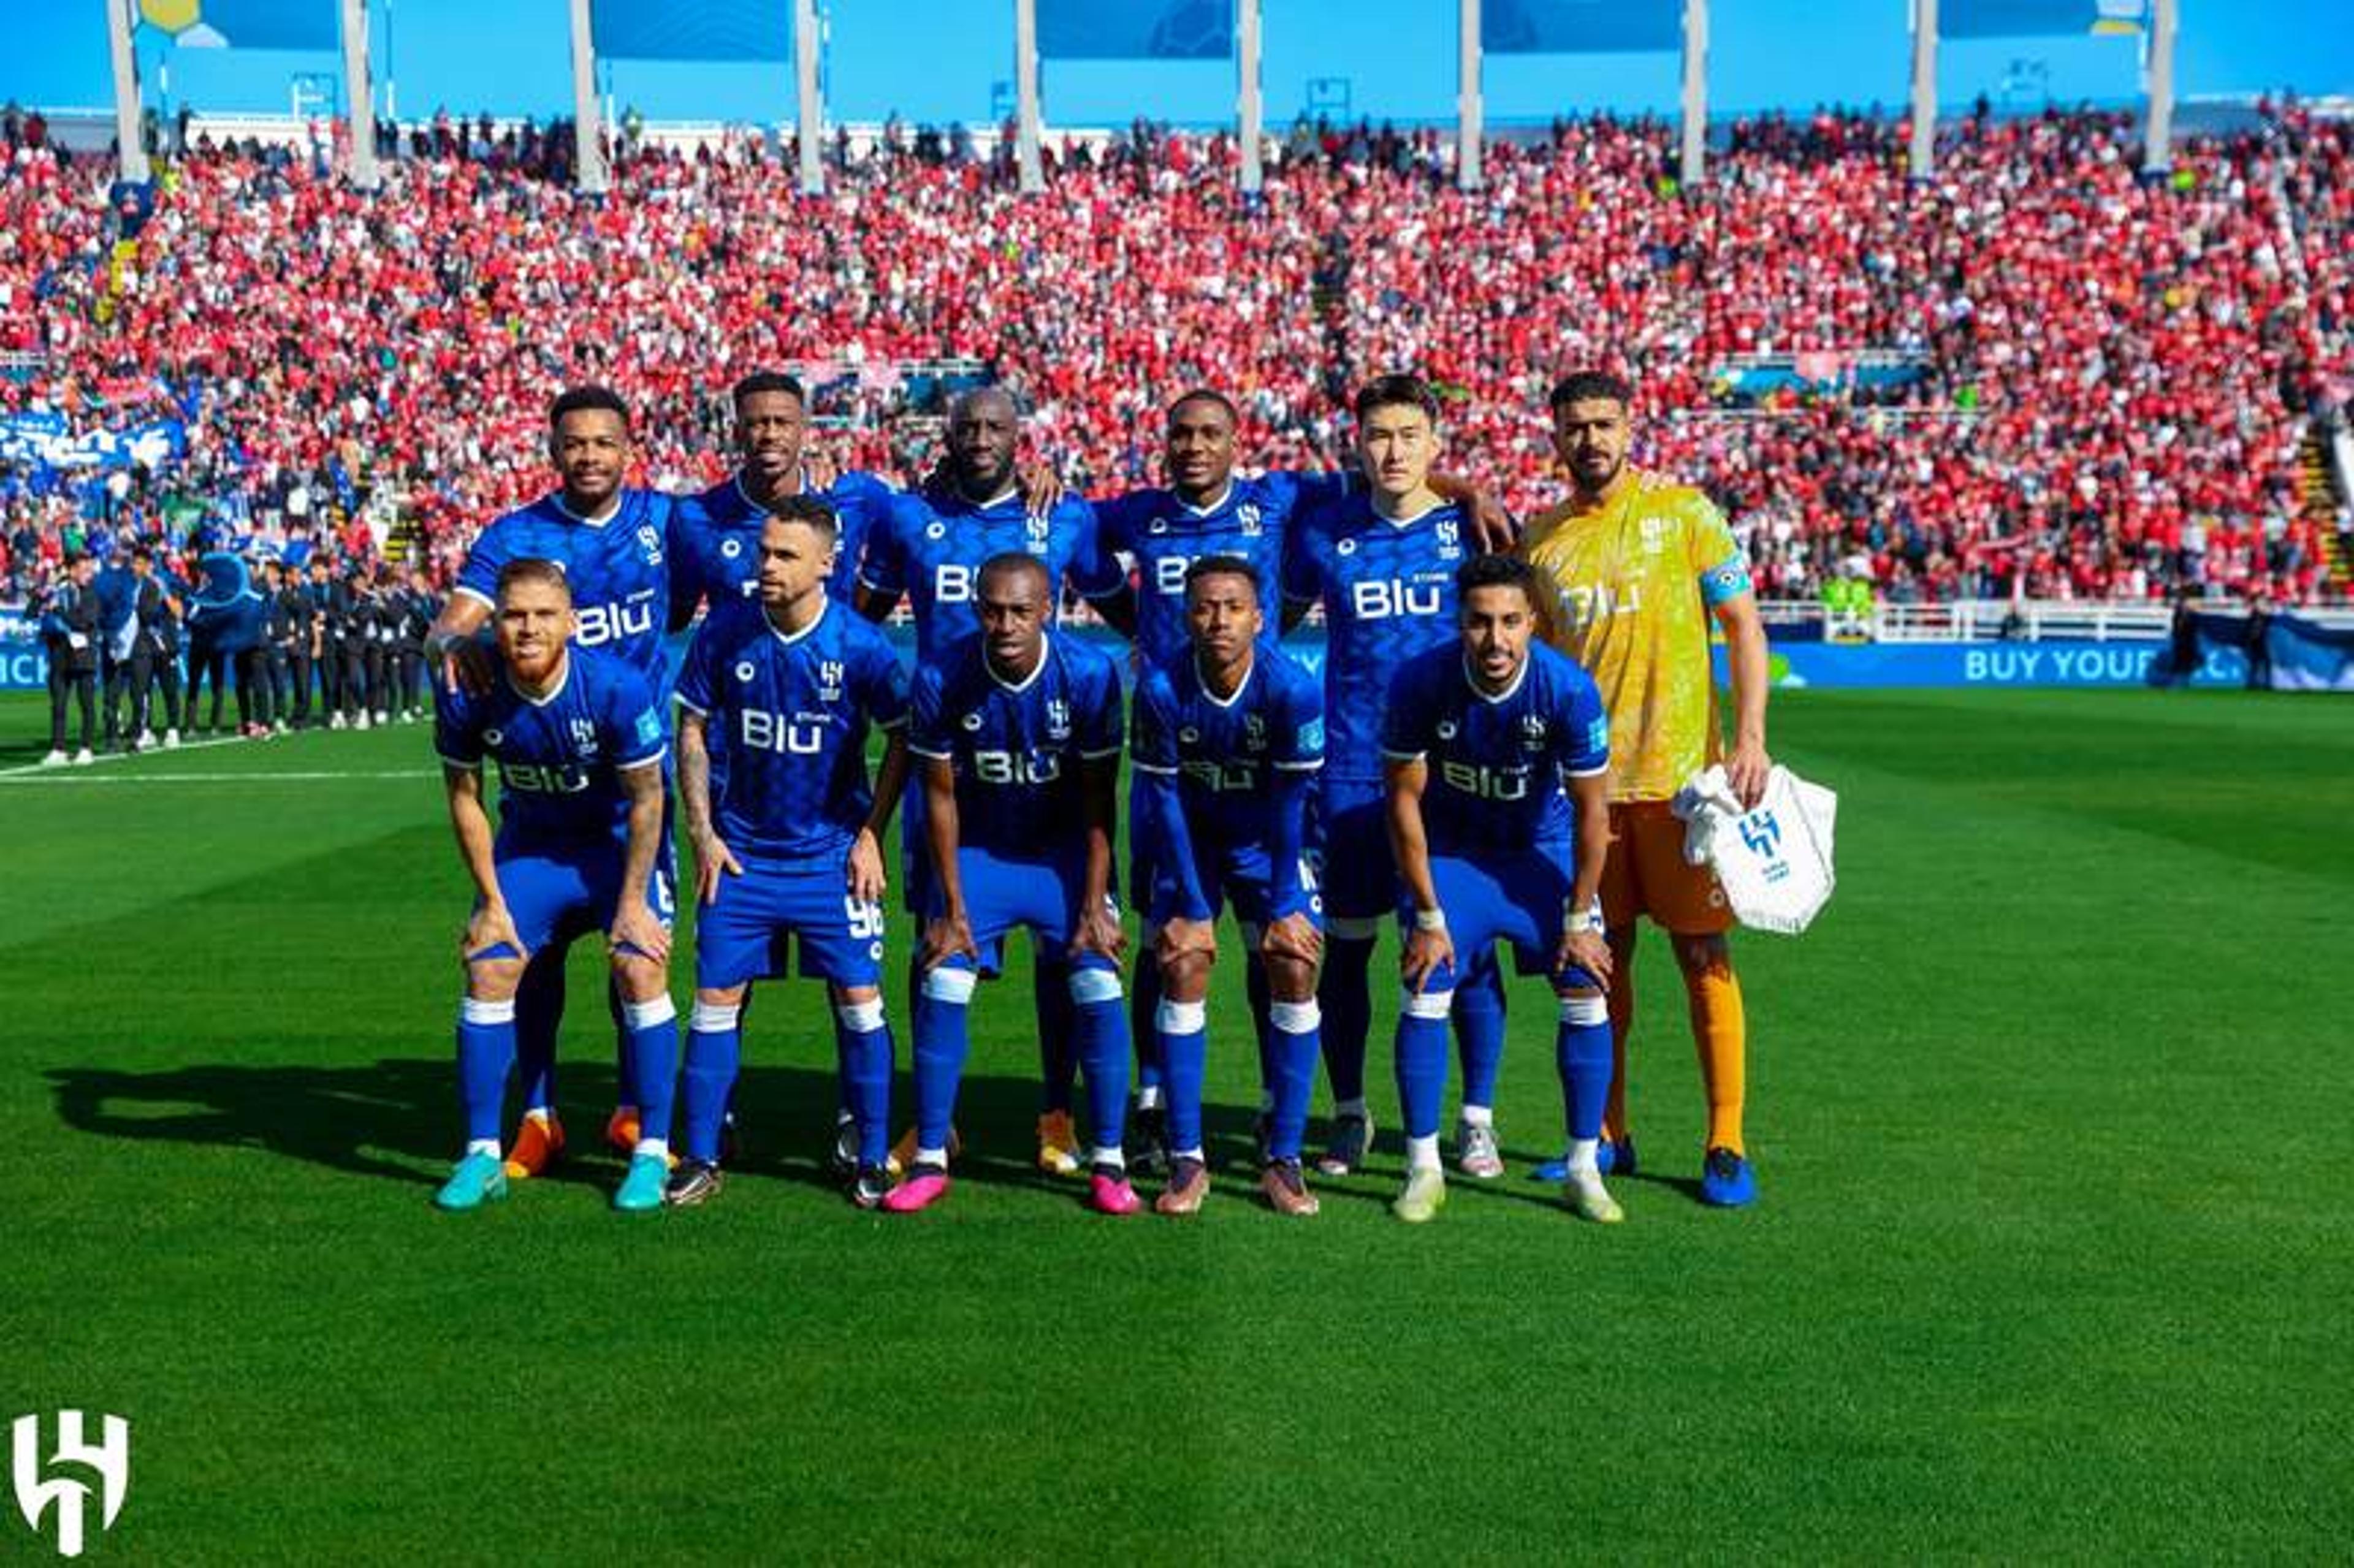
[1310,777,1396,924]
[1149,834,1321,932]
[899,788,937,917]
[928,846,1120,979]
[696,847,886,991]
[477,839,675,962]
[1402,847,1598,993]
[1126,772,1163,925]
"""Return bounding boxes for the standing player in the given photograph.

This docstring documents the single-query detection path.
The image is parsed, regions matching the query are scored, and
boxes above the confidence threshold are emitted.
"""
[856,386,1103,1178]
[1282,373,1511,1179]
[430,558,679,1214]
[427,385,677,1174]
[669,497,912,1209]
[1130,557,1327,1216]
[1519,371,1771,1206]
[1380,555,1620,1224]
[883,554,1138,1217]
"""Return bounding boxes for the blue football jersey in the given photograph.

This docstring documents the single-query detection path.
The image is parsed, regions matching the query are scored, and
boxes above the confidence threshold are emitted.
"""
[1131,644,1324,851]
[456,488,675,685]
[858,488,1101,665]
[672,599,910,859]
[1282,493,1471,784]
[1377,640,1610,858]
[908,631,1124,859]
[433,644,669,852]
[1080,471,1346,671]
[669,470,895,623]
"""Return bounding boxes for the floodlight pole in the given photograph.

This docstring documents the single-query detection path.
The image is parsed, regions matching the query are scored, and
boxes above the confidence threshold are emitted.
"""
[796,0,824,193]
[341,0,378,189]
[105,0,150,183]
[1678,0,1708,187]
[569,0,608,195]
[2143,0,2176,175]
[1909,0,1938,178]
[1014,0,1044,192]
[1238,0,1263,194]
[1457,0,1482,191]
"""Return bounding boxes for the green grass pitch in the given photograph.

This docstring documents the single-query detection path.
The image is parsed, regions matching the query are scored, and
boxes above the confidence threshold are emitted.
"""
[1,687,2347,1562]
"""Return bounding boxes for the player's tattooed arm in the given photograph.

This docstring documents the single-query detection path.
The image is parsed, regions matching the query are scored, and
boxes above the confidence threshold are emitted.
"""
[611,759,672,965]
[1555,769,1613,983]
[1713,590,1773,809]
[918,757,978,970]
[1073,753,1126,964]
[427,593,496,696]
[445,763,523,962]
[850,729,908,908]
[1428,472,1518,554]
[1385,756,1454,994]
[677,710,742,905]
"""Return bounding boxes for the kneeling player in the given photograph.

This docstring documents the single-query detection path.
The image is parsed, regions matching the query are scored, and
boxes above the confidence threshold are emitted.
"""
[670,498,912,1209]
[885,554,1139,1216]
[432,559,679,1214]
[1132,557,1326,1216]
[1381,555,1621,1224]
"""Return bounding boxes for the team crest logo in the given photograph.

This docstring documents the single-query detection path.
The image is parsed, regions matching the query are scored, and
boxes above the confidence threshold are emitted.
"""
[1640,516,1673,554]
[926,522,947,541]
[734,661,756,684]
[1025,514,1052,555]
[1238,503,1263,536]
[12,1410,130,1559]
[1242,713,1266,752]
[1046,698,1071,740]
[569,717,599,754]
[817,660,845,703]
[483,727,503,747]
[720,538,742,560]
[636,524,664,565]
[1520,714,1548,752]
[1436,519,1459,546]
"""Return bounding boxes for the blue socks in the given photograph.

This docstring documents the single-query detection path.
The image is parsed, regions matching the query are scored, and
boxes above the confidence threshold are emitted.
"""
[1070,965,1129,1155]
[681,999,741,1163]
[1392,983,1455,1143]
[837,997,894,1168]
[1556,991,1613,1142]
[621,994,679,1145]
[912,966,977,1152]
[1453,959,1507,1113]
[1157,997,1209,1154]
[456,995,517,1146]
[1265,999,1322,1161]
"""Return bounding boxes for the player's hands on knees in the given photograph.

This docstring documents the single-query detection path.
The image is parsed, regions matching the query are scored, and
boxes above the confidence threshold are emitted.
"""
[1401,926,1454,995]
[463,900,524,964]
[1556,927,1612,986]
[1260,911,1322,967]
[1726,739,1772,810]
[845,828,888,905]
[609,900,671,965]
[439,635,495,698]
[1073,900,1127,964]
[1156,916,1216,970]
[692,830,742,905]
[921,912,978,971]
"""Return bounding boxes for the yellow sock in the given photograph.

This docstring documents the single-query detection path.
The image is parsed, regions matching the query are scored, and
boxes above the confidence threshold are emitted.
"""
[1684,959,1746,1155]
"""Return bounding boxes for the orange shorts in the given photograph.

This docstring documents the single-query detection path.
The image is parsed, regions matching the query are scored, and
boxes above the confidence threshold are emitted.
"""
[1599,801,1732,935]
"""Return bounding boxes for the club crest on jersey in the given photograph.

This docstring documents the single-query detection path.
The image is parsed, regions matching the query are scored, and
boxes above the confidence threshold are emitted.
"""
[1046,698,1071,740]
[1520,714,1548,752]
[1238,503,1263,536]
[1640,516,1674,554]
[1242,713,1266,752]
[637,524,665,565]
[818,660,845,702]
[570,717,600,755]
[1025,514,1051,554]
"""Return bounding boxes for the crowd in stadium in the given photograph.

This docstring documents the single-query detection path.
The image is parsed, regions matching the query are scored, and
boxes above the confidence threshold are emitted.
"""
[3,97,2350,620]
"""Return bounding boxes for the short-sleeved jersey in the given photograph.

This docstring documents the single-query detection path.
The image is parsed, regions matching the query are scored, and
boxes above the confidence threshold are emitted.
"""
[456,489,675,685]
[672,599,910,859]
[1378,640,1609,858]
[1131,644,1324,848]
[1081,471,1346,670]
[908,632,1124,859]
[670,470,894,619]
[434,644,669,852]
[1282,492,1470,784]
[1519,471,1751,803]
[858,488,1100,666]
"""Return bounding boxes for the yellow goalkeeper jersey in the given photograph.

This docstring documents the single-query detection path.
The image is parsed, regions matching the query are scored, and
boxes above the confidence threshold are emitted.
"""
[1520,470,1752,804]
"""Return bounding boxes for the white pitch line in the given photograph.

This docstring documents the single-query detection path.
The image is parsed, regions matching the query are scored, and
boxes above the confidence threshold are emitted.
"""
[0,768,437,785]
[0,730,257,777]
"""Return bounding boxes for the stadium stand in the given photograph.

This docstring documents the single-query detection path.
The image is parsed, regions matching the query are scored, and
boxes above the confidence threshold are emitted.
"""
[2,100,2350,612]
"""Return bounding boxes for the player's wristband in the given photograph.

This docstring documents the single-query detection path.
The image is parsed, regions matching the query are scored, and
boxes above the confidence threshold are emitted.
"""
[1413,907,1447,932]
[1566,906,1606,937]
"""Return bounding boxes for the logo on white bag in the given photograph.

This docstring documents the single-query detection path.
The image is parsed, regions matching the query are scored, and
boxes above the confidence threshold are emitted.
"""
[1737,810,1790,882]
[12,1411,129,1558]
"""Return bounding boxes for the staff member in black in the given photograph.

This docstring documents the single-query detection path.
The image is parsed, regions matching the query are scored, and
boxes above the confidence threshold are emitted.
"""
[308,557,347,726]
[127,545,184,748]
[39,554,101,766]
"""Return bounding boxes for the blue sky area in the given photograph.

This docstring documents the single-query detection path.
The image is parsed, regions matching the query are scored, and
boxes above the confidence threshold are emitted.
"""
[6,1,2350,129]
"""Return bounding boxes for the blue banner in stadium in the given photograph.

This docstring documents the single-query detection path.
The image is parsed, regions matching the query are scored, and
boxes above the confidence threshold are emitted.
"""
[0,413,187,474]
[0,607,42,691]
[138,0,338,51]
[1482,0,1680,53]
[1037,0,1234,60]
[1941,0,2147,38]
[589,0,790,61]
